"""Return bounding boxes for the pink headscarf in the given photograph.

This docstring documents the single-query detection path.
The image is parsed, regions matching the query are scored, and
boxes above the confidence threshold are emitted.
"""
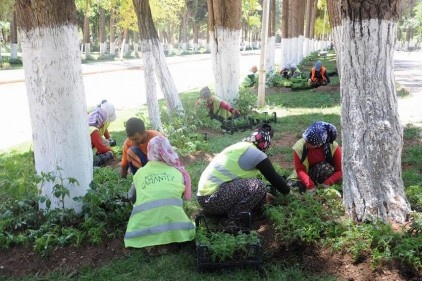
[88,108,107,128]
[147,136,191,200]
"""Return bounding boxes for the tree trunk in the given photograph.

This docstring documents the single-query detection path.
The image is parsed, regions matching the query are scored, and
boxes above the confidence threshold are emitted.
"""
[99,6,106,55]
[280,0,289,68]
[265,0,276,72]
[296,0,305,63]
[110,7,116,55]
[303,0,313,56]
[309,0,318,51]
[327,0,341,76]
[15,0,92,213]
[83,0,91,56]
[10,11,18,59]
[405,0,415,51]
[181,9,188,53]
[132,0,184,124]
[341,0,410,223]
[207,0,241,102]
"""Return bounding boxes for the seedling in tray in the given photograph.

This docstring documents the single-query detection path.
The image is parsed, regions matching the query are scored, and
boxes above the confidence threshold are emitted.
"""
[195,212,262,272]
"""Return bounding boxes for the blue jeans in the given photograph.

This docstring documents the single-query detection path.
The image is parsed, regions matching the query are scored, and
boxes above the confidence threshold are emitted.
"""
[128,146,148,175]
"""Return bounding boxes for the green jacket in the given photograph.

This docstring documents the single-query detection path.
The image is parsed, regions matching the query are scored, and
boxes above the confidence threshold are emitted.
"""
[197,142,258,196]
[124,161,195,248]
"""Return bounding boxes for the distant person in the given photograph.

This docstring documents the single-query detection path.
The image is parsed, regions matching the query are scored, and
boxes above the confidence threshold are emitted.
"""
[280,64,291,78]
[242,65,258,88]
[120,117,163,178]
[88,101,116,166]
[197,124,290,224]
[286,121,342,193]
[196,86,240,122]
[289,63,302,78]
[125,136,195,253]
[308,60,330,88]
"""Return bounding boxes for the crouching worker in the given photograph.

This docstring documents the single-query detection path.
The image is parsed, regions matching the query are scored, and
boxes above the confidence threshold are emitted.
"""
[124,136,195,254]
[88,106,114,166]
[308,60,331,88]
[197,124,290,225]
[286,121,342,193]
[196,86,240,122]
[120,118,163,178]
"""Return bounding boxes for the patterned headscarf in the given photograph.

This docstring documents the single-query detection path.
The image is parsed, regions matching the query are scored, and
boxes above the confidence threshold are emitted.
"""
[88,107,107,128]
[147,136,191,200]
[244,123,274,153]
[302,121,337,164]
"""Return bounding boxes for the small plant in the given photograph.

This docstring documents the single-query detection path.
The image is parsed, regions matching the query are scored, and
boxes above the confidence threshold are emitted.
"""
[196,227,260,262]
[34,166,79,210]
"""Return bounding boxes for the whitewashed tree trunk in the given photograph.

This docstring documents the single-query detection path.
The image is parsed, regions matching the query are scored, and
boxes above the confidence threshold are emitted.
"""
[291,37,299,64]
[303,37,310,57]
[84,42,90,56]
[133,0,184,119]
[141,41,162,130]
[10,12,18,60]
[296,35,303,63]
[207,0,241,102]
[266,36,275,72]
[10,44,18,59]
[152,41,183,114]
[280,38,288,69]
[110,42,115,55]
[341,5,410,222]
[100,42,107,55]
[119,38,126,60]
[210,27,240,102]
[16,1,92,213]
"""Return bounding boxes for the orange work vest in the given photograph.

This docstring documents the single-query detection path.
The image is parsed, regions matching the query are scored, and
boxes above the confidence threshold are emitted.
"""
[310,67,327,81]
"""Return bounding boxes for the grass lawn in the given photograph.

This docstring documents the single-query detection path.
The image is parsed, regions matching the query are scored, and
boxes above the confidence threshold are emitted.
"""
[1,51,421,281]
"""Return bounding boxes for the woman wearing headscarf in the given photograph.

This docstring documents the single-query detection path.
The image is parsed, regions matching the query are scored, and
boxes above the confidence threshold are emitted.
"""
[88,106,114,166]
[195,86,240,121]
[197,124,290,223]
[287,121,342,193]
[124,136,195,251]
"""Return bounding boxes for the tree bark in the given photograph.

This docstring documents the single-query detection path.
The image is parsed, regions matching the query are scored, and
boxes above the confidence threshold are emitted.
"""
[10,11,18,59]
[340,0,410,223]
[327,0,341,76]
[110,7,116,55]
[99,6,106,55]
[15,0,92,213]
[132,0,184,127]
[207,0,241,102]
[83,0,91,56]
[280,0,289,68]
[303,0,313,57]
[405,0,415,51]
[265,0,276,72]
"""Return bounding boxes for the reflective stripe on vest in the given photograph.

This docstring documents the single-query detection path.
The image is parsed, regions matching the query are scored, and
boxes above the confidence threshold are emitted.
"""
[198,142,257,196]
[124,222,195,239]
[130,198,183,217]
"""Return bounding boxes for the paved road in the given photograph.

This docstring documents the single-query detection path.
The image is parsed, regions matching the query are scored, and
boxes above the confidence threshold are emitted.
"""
[0,50,420,151]
[393,51,422,128]
[0,51,263,151]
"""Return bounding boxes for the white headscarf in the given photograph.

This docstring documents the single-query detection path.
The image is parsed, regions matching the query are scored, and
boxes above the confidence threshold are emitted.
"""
[100,101,116,122]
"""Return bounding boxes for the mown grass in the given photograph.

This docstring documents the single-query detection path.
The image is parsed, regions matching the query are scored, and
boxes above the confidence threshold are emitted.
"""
[1,50,421,281]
